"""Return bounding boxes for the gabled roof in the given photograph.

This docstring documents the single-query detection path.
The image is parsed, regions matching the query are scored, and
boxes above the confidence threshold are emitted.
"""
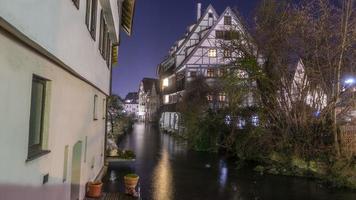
[124,92,138,103]
[173,4,219,56]
[140,78,159,94]
[177,6,247,70]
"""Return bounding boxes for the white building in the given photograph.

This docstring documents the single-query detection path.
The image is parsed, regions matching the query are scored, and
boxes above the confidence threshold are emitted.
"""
[0,0,135,200]
[138,78,160,122]
[157,4,249,132]
[123,92,139,117]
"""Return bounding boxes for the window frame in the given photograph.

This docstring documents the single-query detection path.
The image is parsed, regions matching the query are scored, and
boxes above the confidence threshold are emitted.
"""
[224,16,232,25]
[208,49,217,57]
[85,0,91,29]
[99,9,104,53]
[224,49,231,58]
[27,75,50,160]
[207,69,215,78]
[93,95,98,120]
[207,95,213,101]
[89,0,97,40]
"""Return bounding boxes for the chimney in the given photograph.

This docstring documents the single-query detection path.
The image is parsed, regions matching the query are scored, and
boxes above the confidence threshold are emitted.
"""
[197,3,202,20]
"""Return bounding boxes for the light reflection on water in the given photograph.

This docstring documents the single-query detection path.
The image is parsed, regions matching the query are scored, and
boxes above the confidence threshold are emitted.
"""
[104,123,356,200]
[152,148,174,200]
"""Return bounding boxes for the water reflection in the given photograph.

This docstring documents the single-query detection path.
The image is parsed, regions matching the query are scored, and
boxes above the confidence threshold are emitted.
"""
[104,123,356,200]
[152,148,174,200]
[218,159,228,189]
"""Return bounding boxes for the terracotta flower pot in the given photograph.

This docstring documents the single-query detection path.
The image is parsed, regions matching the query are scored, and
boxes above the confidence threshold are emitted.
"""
[124,174,139,195]
[86,181,103,198]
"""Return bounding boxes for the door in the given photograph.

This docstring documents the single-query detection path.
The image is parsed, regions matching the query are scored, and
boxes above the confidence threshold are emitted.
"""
[71,141,82,200]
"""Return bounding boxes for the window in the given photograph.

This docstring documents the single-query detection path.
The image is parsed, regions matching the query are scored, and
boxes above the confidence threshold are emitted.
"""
[105,32,111,66]
[207,95,213,101]
[162,78,169,87]
[85,0,90,27]
[252,115,259,126]
[164,95,169,104]
[219,93,226,102]
[225,31,239,40]
[99,10,112,65]
[215,30,239,40]
[219,69,226,77]
[207,69,215,77]
[216,30,224,39]
[93,95,98,120]
[85,0,97,39]
[90,0,97,39]
[190,71,197,77]
[28,75,48,159]
[72,0,80,9]
[99,10,105,53]
[224,16,232,25]
[208,49,217,57]
[102,98,106,119]
[224,49,231,58]
[208,13,213,18]
[63,145,69,182]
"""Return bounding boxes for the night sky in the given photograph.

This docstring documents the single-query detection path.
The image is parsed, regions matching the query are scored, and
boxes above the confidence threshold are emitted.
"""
[112,0,260,97]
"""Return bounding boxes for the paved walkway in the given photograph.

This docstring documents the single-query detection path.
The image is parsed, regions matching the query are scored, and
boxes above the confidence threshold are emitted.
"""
[85,193,138,200]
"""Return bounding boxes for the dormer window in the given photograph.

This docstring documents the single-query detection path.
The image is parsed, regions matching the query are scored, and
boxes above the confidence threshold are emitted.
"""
[208,13,213,18]
[224,16,232,25]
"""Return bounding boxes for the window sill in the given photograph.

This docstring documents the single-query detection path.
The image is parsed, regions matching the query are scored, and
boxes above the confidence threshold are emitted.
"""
[26,150,51,162]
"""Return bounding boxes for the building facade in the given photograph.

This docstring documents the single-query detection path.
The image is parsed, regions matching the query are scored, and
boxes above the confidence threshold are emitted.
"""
[138,78,160,122]
[123,92,139,117]
[0,0,135,200]
[157,4,248,132]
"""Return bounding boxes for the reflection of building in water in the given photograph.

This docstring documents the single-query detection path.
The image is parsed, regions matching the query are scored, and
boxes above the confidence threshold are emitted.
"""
[153,148,174,200]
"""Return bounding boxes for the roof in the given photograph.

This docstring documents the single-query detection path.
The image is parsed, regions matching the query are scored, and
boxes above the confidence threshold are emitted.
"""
[121,0,136,36]
[141,78,159,94]
[124,92,138,104]
[177,6,239,70]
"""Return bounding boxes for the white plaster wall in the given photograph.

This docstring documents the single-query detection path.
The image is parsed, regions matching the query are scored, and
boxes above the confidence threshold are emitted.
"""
[0,31,105,200]
[0,0,115,94]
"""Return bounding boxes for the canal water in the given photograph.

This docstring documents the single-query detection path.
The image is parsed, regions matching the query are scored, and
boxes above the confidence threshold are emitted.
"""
[103,123,356,200]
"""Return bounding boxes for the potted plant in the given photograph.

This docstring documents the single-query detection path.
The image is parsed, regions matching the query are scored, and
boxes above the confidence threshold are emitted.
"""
[124,173,139,196]
[86,181,103,198]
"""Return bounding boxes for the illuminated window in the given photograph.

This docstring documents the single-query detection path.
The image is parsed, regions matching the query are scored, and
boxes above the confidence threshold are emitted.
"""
[208,49,217,57]
[252,115,259,126]
[162,78,169,87]
[207,69,215,77]
[164,95,169,104]
[219,93,226,102]
[207,95,213,101]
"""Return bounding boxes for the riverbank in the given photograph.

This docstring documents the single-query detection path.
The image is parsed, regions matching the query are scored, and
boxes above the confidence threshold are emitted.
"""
[251,152,356,190]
